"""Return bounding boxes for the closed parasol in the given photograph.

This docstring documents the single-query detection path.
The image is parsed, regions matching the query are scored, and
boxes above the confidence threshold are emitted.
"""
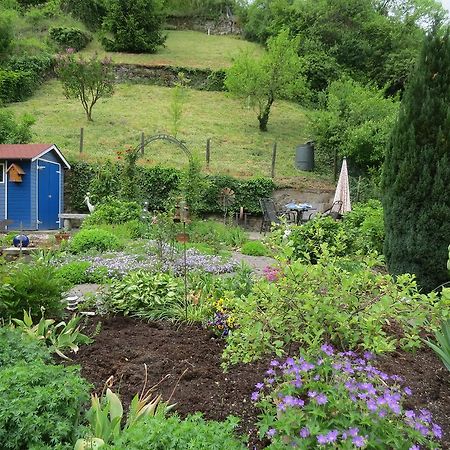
[333,157,351,213]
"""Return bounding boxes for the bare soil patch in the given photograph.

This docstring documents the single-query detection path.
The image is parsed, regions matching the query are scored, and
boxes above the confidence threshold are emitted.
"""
[72,316,450,449]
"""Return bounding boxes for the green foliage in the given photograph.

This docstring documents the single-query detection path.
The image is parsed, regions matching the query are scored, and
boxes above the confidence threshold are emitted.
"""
[102,0,166,53]
[222,256,449,366]
[76,386,172,448]
[109,414,245,449]
[170,71,189,137]
[61,0,107,31]
[255,349,442,449]
[56,51,114,121]
[0,261,65,320]
[0,69,36,103]
[49,26,92,51]
[66,160,275,215]
[343,200,384,254]
[241,0,437,93]
[225,28,306,131]
[83,199,142,226]
[241,240,268,256]
[0,326,51,367]
[56,260,92,286]
[0,9,15,58]
[68,228,122,254]
[383,28,450,292]
[105,271,184,321]
[311,78,399,172]
[188,219,247,249]
[0,361,90,449]
[0,109,34,144]
[426,312,450,372]
[7,52,55,75]
[182,157,210,216]
[84,221,148,240]
[12,310,93,359]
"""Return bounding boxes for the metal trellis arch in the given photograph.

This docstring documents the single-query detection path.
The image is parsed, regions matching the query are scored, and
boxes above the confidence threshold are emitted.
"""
[134,134,193,163]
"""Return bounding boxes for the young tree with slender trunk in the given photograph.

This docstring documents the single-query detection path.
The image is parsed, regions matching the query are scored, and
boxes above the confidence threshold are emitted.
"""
[382,27,450,292]
[56,51,115,122]
[225,28,305,132]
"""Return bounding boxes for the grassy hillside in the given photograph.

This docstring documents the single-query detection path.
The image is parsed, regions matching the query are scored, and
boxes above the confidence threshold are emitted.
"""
[7,81,314,181]
[80,30,264,70]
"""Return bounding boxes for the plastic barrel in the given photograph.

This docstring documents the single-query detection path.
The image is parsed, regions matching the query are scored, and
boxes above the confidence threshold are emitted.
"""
[295,142,315,171]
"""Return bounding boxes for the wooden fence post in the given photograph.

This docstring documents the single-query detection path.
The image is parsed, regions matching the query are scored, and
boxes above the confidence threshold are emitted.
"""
[141,132,145,155]
[271,142,277,178]
[206,138,211,168]
[79,127,84,154]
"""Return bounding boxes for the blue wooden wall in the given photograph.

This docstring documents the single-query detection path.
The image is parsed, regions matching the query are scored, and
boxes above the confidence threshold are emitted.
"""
[7,160,33,229]
[0,161,5,226]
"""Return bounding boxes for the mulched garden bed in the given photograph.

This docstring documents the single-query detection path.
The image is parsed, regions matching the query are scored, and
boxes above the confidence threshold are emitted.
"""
[72,316,450,449]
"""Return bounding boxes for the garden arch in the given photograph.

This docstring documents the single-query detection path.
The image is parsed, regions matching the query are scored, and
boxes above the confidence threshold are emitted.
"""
[133,134,193,163]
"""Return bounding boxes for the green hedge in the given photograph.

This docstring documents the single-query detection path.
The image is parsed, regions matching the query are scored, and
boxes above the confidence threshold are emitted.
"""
[65,160,275,215]
[0,69,35,103]
[49,26,92,51]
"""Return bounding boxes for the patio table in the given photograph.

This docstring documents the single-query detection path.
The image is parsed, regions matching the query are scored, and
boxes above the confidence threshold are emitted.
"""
[284,202,316,225]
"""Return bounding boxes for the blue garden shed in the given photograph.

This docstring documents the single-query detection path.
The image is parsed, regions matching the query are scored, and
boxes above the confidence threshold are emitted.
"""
[0,144,70,231]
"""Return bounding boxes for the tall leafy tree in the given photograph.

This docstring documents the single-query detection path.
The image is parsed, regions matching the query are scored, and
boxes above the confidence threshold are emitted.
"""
[382,28,450,292]
[225,28,305,131]
[102,0,166,53]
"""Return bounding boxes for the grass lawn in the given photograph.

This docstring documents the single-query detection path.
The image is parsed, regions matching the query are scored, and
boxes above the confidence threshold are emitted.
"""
[80,30,264,70]
[7,80,319,182]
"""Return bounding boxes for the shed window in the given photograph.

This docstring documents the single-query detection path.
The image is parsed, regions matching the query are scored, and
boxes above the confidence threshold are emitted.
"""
[0,163,4,183]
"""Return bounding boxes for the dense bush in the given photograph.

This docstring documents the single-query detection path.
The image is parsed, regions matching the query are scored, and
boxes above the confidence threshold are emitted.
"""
[110,414,245,449]
[222,256,449,366]
[254,348,442,449]
[83,199,142,226]
[6,52,54,77]
[102,0,166,53]
[0,109,34,144]
[241,240,268,256]
[188,220,247,249]
[0,69,36,103]
[0,262,65,320]
[0,327,51,367]
[311,78,399,173]
[0,362,90,449]
[69,228,122,254]
[55,260,92,286]
[66,160,275,215]
[49,26,92,51]
[0,9,15,57]
[106,271,184,320]
[61,0,107,31]
[83,220,147,240]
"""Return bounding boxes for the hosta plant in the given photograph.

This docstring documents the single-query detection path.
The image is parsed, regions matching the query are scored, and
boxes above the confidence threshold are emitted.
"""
[254,345,442,449]
[76,368,175,449]
[12,310,92,359]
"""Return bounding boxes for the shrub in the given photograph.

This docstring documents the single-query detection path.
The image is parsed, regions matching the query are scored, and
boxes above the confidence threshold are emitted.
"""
[188,220,247,249]
[83,199,142,226]
[0,262,65,320]
[69,228,122,254]
[254,347,442,449]
[106,271,184,320]
[0,69,36,103]
[241,240,268,256]
[6,53,55,78]
[49,26,92,51]
[343,200,384,254]
[102,0,166,53]
[55,260,92,286]
[0,327,51,367]
[0,109,34,144]
[84,220,147,240]
[0,362,90,449]
[110,414,245,449]
[222,256,449,366]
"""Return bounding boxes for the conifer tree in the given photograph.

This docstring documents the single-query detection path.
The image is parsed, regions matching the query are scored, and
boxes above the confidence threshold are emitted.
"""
[382,27,450,292]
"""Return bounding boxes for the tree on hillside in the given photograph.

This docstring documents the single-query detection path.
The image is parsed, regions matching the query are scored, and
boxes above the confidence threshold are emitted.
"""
[102,0,166,53]
[382,27,450,292]
[225,28,305,131]
[56,51,114,122]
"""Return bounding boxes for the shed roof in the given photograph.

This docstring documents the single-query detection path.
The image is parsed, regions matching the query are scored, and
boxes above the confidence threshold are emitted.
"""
[0,144,71,169]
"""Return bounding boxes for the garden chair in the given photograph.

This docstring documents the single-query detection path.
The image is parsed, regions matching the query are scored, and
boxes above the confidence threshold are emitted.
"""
[259,198,282,234]
[322,200,343,220]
